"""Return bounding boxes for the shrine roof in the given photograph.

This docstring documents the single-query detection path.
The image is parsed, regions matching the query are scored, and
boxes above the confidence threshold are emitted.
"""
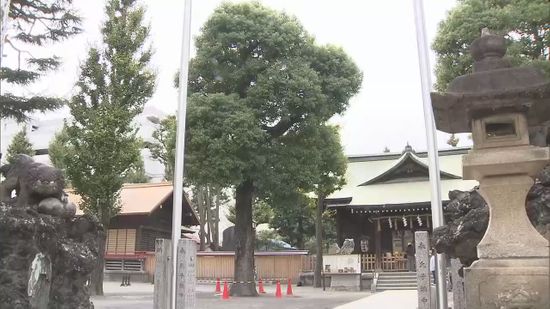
[326,146,478,207]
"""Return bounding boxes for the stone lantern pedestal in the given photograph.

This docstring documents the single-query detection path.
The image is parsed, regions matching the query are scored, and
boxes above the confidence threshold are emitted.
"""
[431,33,550,309]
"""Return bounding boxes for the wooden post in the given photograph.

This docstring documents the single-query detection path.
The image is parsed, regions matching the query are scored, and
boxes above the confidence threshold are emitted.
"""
[375,219,382,270]
[450,259,465,309]
[154,239,172,309]
[176,239,196,308]
[415,231,431,309]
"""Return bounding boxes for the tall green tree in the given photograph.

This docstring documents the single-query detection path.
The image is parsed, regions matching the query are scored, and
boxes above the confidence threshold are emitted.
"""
[433,0,550,91]
[185,3,362,296]
[311,125,347,288]
[64,0,155,295]
[269,192,315,249]
[124,155,150,183]
[1,0,81,120]
[5,126,33,164]
[48,125,72,184]
[146,115,176,180]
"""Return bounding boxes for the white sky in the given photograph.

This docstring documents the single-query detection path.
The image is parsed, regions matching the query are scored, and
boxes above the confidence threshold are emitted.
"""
[2,0,471,156]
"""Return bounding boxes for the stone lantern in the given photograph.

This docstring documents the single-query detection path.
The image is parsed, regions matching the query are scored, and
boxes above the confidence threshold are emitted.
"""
[431,32,550,309]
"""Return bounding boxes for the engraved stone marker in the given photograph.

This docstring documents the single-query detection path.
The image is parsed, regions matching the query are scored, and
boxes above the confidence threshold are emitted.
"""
[450,259,465,309]
[176,239,196,308]
[154,239,172,309]
[415,231,431,309]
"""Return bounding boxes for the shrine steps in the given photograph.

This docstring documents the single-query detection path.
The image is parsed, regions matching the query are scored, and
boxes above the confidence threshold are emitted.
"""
[376,272,417,291]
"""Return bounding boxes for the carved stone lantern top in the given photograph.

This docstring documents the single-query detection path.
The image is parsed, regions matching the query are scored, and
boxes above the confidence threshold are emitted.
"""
[431,32,550,134]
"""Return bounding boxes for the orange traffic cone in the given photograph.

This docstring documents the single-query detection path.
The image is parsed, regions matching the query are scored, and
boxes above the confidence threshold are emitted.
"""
[222,281,230,300]
[286,278,293,296]
[275,280,282,298]
[258,278,266,294]
[215,278,221,294]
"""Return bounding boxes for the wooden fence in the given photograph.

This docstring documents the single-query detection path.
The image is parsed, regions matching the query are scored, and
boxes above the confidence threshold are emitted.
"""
[121,252,407,282]
[140,251,310,282]
[294,254,408,273]
[195,251,309,282]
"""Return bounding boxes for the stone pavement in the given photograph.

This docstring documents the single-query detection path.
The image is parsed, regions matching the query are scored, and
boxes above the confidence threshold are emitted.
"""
[92,281,369,309]
[335,290,417,309]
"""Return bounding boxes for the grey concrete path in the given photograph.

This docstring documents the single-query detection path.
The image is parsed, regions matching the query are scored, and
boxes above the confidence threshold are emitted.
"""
[334,290,417,309]
[92,281,370,309]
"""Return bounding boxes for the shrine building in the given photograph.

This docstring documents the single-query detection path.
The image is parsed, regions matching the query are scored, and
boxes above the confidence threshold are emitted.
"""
[326,145,478,272]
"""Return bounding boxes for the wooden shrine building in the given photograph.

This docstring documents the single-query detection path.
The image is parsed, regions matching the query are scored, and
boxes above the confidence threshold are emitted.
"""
[326,145,477,272]
[69,182,200,281]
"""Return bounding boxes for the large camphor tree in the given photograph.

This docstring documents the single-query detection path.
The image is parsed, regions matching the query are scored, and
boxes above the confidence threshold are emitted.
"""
[433,0,550,92]
[0,0,80,121]
[64,0,155,295]
[185,3,362,296]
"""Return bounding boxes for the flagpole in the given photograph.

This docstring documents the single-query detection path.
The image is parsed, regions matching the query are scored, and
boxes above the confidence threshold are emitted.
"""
[171,0,192,308]
[0,0,12,161]
[412,0,448,308]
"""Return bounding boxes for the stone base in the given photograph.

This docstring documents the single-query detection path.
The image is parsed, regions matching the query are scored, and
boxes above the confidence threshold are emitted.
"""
[329,273,361,291]
[465,258,549,309]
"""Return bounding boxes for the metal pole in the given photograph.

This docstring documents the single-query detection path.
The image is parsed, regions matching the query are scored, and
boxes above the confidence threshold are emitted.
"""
[0,0,12,161]
[171,0,192,308]
[412,0,448,308]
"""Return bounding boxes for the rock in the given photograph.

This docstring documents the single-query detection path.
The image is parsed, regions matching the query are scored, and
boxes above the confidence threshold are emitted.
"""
[0,156,102,308]
[0,202,102,308]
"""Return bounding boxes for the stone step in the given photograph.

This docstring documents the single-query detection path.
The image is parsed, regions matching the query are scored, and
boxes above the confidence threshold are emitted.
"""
[380,272,417,276]
[378,275,417,280]
[378,279,416,284]
[377,286,417,291]
[376,272,418,291]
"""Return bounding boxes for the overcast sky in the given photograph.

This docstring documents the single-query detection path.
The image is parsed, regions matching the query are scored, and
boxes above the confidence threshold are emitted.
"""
[3,0,470,156]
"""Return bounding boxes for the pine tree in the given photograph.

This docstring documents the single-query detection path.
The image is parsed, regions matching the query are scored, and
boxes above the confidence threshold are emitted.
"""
[1,0,81,120]
[64,0,155,295]
[5,126,33,164]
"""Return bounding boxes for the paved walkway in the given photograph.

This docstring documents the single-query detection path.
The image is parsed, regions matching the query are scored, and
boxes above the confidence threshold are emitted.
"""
[335,290,418,309]
[93,282,369,309]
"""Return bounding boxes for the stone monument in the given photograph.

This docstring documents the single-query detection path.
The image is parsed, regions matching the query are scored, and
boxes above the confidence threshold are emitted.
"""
[0,154,102,309]
[431,32,550,308]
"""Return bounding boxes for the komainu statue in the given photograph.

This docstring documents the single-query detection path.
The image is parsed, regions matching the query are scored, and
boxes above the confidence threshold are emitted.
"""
[337,238,355,255]
[432,165,550,268]
[0,154,102,309]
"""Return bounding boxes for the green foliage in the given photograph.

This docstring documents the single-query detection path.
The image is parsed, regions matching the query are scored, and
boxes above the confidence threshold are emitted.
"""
[433,0,550,91]
[147,115,177,180]
[124,155,150,183]
[1,0,81,121]
[64,0,155,224]
[48,125,73,184]
[185,2,362,195]
[227,199,273,226]
[255,229,286,251]
[269,192,315,249]
[5,127,34,164]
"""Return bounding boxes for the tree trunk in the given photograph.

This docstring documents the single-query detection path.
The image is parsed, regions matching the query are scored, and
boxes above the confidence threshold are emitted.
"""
[198,187,206,251]
[91,230,106,296]
[230,179,257,296]
[314,194,325,288]
[297,217,304,249]
[205,186,212,247]
[213,188,221,250]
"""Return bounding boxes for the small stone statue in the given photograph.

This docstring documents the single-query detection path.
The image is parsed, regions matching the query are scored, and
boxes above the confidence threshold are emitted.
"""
[338,238,355,255]
[0,154,75,217]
